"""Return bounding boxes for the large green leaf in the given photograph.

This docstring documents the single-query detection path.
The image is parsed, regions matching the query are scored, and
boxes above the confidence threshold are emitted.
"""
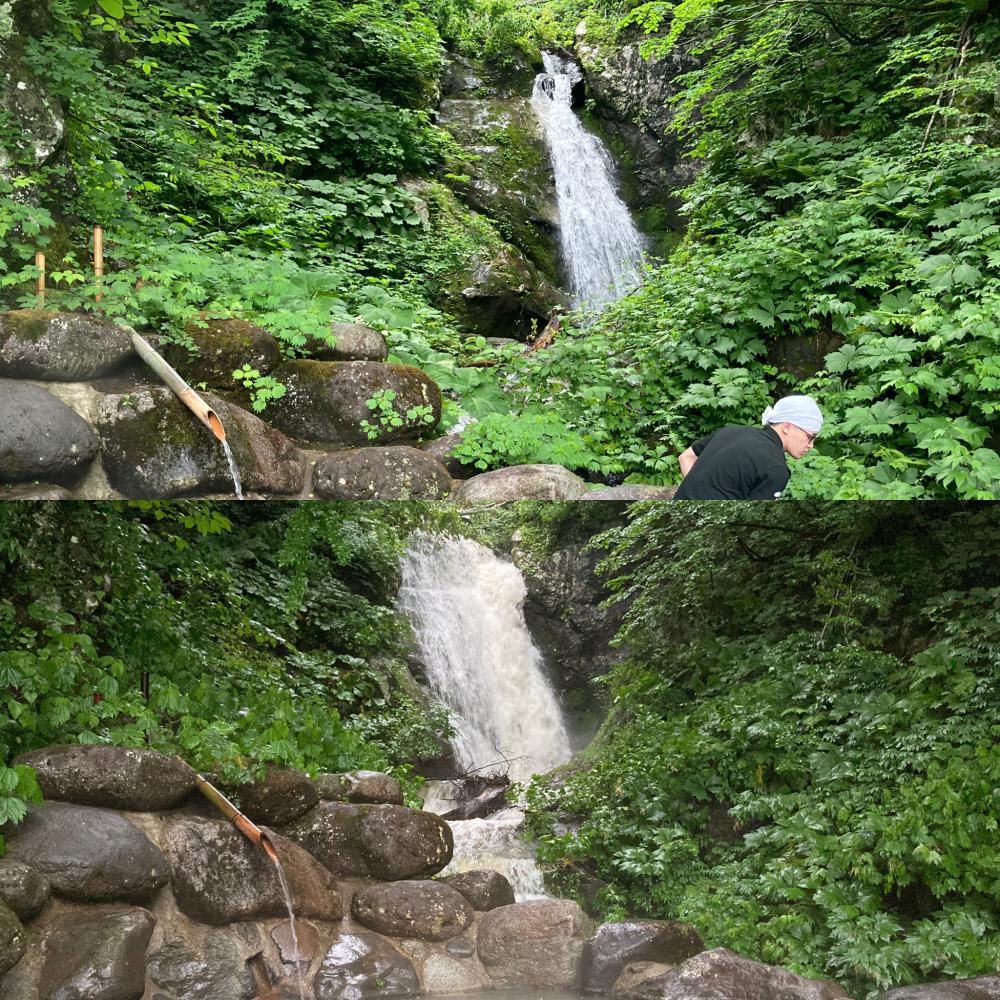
[97,0,125,18]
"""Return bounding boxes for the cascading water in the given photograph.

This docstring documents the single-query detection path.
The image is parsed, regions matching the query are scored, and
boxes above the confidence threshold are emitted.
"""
[398,533,572,899]
[531,52,646,311]
[399,533,571,782]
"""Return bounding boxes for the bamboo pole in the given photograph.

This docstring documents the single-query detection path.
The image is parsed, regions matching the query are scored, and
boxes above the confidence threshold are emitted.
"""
[93,226,104,302]
[194,774,278,862]
[35,252,45,304]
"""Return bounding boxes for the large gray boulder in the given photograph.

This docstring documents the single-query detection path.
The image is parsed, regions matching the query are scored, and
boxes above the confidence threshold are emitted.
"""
[623,947,849,1000]
[37,905,154,1000]
[439,870,515,911]
[95,388,305,498]
[162,318,283,387]
[419,428,479,479]
[315,323,388,362]
[453,464,588,502]
[0,311,133,380]
[313,930,420,1000]
[582,920,705,992]
[0,380,99,485]
[477,899,595,987]
[313,446,452,500]
[315,771,404,805]
[0,899,25,978]
[231,766,318,826]
[280,802,453,880]
[162,817,342,925]
[3,803,168,904]
[15,745,196,811]
[352,881,474,941]
[0,861,50,922]
[266,360,442,447]
[881,977,1000,998]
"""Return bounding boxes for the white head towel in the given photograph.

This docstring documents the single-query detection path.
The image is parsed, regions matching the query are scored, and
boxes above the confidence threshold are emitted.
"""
[761,395,823,435]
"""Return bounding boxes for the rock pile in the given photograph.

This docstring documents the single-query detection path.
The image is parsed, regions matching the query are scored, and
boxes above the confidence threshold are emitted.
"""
[0,310,675,502]
[0,743,856,1000]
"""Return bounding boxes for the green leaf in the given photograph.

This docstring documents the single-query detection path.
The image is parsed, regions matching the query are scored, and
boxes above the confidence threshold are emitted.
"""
[97,0,125,18]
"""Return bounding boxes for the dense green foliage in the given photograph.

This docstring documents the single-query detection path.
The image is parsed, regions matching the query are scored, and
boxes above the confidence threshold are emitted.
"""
[0,501,463,850]
[524,504,1000,996]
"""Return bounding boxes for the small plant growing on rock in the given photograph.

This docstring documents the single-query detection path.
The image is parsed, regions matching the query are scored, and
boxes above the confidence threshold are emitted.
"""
[360,390,437,440]
[231,365,287,414]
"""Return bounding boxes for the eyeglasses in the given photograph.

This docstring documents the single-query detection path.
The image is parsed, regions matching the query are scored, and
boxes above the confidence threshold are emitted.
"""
[797,426,818,444]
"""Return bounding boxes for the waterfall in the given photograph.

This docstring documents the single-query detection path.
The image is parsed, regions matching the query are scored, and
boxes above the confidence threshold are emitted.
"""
[398,533,572,783]
[531,51,646,311]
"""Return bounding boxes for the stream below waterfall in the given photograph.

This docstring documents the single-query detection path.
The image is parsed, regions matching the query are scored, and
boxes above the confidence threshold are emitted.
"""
[399,534,574,900]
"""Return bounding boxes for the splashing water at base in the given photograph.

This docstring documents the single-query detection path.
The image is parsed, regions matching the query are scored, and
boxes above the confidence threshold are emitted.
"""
[398,533,571,782]
[219,438,244,500]
[272,857,307,1000]
[531,52,646,311]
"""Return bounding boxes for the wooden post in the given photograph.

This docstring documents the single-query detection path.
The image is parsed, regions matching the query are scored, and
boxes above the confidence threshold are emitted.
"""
[35,251,45,304]
[93,225,104,302]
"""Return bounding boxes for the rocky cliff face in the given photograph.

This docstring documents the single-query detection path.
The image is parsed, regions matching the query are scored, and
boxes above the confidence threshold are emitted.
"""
[572,23,701,254]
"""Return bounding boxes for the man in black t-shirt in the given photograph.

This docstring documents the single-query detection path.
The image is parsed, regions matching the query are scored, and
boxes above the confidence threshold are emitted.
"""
[674,395,823,500]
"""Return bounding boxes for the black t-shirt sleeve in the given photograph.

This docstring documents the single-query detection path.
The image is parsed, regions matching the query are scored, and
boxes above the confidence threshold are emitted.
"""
[691,432,715,456]
[747,464,791,500]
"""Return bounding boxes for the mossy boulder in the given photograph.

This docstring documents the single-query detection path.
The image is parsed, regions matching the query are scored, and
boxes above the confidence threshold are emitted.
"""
[0,311,133,380]
[95,388,305,498]
[314,322,388,362]
[352,881,474,941]
[266,360,442,447]
[162,318,283,388]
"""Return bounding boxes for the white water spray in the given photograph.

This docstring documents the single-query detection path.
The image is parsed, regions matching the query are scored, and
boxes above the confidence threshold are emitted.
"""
[531,52,646,311]
[398,533,571,783]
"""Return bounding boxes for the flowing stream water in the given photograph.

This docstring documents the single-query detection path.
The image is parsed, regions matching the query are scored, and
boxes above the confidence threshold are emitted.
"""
[220,438,244,499]
[272,856,307,1000]
[398,533,572,899]
[531,52,646,311]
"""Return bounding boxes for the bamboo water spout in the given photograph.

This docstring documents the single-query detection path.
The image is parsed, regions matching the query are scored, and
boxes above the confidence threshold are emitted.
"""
[127,328,227,442]
[194,774,278,862]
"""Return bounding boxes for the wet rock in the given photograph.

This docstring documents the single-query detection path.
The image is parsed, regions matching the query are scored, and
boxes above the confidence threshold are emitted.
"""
[314,930,420,1000]
[439,783,509,821]
[145,920,262,1000]
[417,950,490,993]
[315,323,388,362]
[163,318,283,387]
[453,464,588,502]
[272,918,319,968]
[0,380,99,485]
[313,446,452,500]
[582,920,704,992]
[623,947,849,1000]
[881,977,1000,998]
[231,767,318,826]
[439,870,515,911]
[281,802,453,880]
[0,899,25,977]
[580,484,677,500]
[352,881,474,941]
[36,905,153,1000]
[0,311,134,380]
[4,803,168,904]
[95,388,305,498]
[315,771,404,805]
[0,861,50,922]
[15,745,196,811]
[267,361,442,447]
[163,817,342,926]
[478,899,595,987]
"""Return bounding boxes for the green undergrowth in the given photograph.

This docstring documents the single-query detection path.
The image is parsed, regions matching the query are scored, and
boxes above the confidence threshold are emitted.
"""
[0,501,466,851]
[523,504,1000,997]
